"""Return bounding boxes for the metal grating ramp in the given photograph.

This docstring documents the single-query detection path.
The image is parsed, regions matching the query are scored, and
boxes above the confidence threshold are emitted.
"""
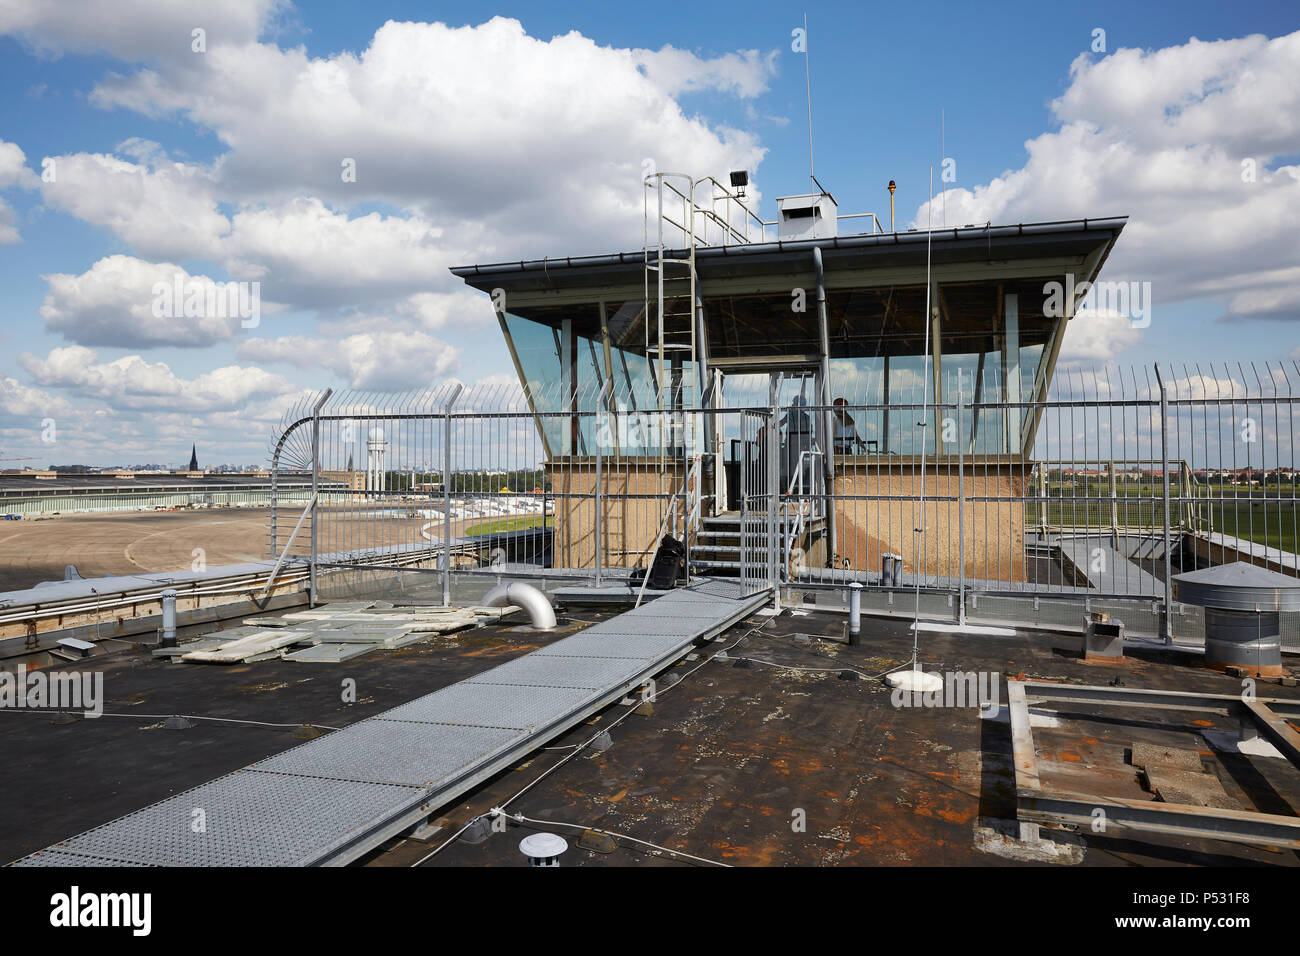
[14,578,769,866]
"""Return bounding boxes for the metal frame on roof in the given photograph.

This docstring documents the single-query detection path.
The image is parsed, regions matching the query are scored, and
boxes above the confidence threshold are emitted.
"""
[1009,679,1300,850]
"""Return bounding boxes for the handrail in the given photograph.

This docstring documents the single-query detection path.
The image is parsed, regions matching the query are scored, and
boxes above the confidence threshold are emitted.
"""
[781,447,823,581]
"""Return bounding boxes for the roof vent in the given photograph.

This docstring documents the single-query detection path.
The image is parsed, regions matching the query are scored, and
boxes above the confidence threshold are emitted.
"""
[1172,562,1300,677]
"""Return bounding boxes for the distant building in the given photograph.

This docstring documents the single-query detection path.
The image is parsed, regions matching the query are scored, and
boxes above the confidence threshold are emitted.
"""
[188,444,199,472]
[321,470,367,492]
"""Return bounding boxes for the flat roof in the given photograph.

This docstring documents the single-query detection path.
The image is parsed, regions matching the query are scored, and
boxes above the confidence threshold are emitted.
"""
[5,591,1297,868]
[451,217,1127,295]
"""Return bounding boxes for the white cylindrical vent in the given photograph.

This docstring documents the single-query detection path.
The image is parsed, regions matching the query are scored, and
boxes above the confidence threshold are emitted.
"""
[848,582,862,641]
[161,588,177,648]
[519,832,568,867]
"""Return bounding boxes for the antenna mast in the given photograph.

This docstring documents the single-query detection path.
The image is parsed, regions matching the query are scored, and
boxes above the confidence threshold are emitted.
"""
[885,166,944,696]
[940,108,946,228]
[804,12,815,193]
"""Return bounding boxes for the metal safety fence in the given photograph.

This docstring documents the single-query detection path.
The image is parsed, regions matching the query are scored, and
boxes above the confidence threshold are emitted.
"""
[268,362,1300,644]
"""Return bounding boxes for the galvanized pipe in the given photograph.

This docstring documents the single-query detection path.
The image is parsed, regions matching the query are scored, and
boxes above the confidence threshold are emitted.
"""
[848,581,861,644]
[307,388,332,607]
[442,384,464,607]
[812,245,837,566]
[1154,364,1173,644]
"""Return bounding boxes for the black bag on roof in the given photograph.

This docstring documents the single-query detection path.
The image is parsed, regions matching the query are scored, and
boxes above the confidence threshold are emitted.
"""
[645,534,686,590]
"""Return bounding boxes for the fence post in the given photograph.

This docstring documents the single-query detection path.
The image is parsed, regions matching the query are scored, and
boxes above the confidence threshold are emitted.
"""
[442,383,464,607]
[1154,364,1173,644]
[308,388,331,607]
[594,380,611,587]
[1108,461,1119,550]
[768,374,782,609]
[739,418,749,589]
[956,371,966,626]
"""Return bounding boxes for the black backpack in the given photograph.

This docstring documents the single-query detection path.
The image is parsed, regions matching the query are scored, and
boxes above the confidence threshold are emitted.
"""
[645,534,686,589]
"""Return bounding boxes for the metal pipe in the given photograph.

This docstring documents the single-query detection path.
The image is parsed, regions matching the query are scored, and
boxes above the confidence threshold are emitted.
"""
[307,388,332,607]
[442,383,464,607]
[482,582,557,631]
[160,588,176,648]
[595,379,610,587]
[1154,364,1172,644]
[848,581,861,644]
[956,371,966,626]
[768,373,782,610]
[812,245,837,564]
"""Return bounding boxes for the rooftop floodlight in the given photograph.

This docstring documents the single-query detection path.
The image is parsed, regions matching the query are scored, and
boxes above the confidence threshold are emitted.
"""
[729,170,749,196]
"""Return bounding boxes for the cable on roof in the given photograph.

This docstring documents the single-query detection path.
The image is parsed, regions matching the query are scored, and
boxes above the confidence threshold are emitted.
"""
[409,614,776,867]
[504,812,731,868]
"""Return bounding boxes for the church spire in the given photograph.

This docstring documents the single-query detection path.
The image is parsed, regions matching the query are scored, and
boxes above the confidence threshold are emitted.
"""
[188,444,198,471]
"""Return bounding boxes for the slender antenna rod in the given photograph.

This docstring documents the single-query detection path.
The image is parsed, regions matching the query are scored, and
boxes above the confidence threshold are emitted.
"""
[804,12,815,193]
[911,166,936,669]
[940,108,946,228]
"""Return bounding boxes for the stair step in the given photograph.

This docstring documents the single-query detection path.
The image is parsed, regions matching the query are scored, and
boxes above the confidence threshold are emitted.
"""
[692,545,791,556]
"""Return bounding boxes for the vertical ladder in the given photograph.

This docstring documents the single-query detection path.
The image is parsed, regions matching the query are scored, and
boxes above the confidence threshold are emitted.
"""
[644,173,700,547]
[644,173,698,413]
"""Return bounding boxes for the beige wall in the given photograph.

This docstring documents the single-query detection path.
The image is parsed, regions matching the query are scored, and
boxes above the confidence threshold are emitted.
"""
[550,458,1027,583]
[548,460,686,569]
[832,463,1027,582]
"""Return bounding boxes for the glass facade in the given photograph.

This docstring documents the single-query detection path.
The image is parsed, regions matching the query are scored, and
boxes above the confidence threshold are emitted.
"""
[499,282,1060,459]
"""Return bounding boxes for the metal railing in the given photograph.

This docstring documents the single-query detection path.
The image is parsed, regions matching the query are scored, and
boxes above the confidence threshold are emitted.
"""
[268,362,1300,642]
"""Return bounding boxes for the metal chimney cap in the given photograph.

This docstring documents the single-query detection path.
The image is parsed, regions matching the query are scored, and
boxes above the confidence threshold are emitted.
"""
[1172,561,1300,612]
[519,832,568,861]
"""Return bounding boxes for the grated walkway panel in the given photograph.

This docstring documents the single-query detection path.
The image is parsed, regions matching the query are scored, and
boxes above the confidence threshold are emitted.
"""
[376,682,598,729]
[14,578,770,866]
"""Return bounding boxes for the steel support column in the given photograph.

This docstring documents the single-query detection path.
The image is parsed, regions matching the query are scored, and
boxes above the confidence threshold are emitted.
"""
[442,383,464,607]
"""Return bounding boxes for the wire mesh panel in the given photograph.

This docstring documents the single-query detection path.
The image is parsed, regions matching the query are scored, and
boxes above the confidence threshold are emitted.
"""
[1162,363,1299,582]
[265,361,1297,624]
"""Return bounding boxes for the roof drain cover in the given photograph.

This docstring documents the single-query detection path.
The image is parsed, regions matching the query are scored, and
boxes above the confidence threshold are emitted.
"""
[1173,562,1300,677]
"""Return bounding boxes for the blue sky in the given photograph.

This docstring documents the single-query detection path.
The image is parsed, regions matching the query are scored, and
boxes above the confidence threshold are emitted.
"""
[0,0,1297,465]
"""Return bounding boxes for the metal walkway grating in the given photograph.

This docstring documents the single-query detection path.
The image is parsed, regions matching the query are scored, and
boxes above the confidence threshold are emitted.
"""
[14,578,769,867]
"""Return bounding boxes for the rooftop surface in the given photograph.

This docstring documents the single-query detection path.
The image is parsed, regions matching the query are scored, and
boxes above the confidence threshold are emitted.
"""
[5,597,1298,868]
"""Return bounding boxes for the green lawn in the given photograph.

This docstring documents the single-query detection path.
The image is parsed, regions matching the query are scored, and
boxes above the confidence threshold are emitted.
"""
[1028,481,1298,553]
[463,514,552,536]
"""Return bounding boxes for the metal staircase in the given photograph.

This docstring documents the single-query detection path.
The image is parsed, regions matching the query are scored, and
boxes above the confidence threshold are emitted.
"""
[691,509,826,581]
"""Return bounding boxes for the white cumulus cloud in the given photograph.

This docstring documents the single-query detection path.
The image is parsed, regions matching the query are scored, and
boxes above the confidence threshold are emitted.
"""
[237,330,460,389]
[912,31,1300,337]
[39,256,258,349]
[19,345,296,412]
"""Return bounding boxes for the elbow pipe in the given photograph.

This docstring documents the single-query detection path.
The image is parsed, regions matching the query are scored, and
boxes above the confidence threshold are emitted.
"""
[482,582,557,631]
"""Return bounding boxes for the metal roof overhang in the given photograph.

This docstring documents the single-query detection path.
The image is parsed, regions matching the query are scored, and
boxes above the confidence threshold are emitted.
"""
[450,217,1127,301]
